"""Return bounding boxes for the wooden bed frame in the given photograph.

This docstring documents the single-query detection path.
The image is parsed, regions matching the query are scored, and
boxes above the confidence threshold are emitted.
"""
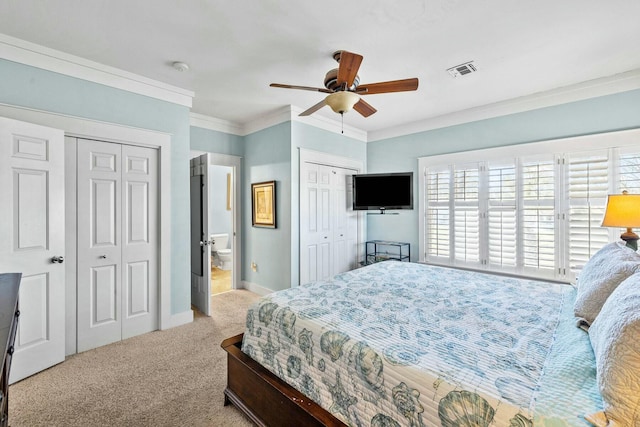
[221,333,347,427]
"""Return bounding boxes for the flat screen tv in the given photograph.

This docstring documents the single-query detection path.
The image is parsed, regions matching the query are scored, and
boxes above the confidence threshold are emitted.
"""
[352,172,413,212]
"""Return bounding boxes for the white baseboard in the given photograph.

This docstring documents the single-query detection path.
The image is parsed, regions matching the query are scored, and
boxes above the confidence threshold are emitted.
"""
[241,281,273,296]
[162,309,194,330]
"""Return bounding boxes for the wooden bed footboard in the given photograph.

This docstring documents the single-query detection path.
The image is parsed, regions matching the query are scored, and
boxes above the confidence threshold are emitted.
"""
[221,333,346,427]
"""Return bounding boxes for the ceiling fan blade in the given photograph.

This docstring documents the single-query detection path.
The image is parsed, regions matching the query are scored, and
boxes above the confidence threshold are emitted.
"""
[299,100,327,116]
[270,83,333,94]
[336,51,363,88]
[353,98,377,117]
[356,78,419,95]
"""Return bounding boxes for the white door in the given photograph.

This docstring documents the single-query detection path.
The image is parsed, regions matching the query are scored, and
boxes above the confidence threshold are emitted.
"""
[332,168,358,275]
[0,117,66,383]
[190,154,211,316]
[76,139,158,352]
[300,163,334,285]
[121,144,158,338]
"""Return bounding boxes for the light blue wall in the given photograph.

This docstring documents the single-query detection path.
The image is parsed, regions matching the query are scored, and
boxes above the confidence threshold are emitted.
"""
[0,58,192,314]
[243,122,292,291]
[190,126,243,156]
[367,89,640,261]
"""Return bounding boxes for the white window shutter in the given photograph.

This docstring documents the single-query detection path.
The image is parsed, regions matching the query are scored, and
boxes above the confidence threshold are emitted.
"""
[567,151,610,274]
[619,151,640,193]
[520,157,556,273]
[425,166,451,260]
[453,164,480,265]
[419,128,640,282]
[487,161,517,269]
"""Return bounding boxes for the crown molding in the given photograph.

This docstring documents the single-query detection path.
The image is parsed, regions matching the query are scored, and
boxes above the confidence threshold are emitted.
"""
[190,106,368,141]
[189,112,243,135]
[241,105,295,136]
[369,68,640,142]
[291,106,368,142]
[0,33,194,107]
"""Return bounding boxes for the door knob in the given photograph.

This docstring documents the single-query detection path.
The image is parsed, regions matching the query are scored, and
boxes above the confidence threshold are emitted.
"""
[51,255,64,264]
[99,255,107,259]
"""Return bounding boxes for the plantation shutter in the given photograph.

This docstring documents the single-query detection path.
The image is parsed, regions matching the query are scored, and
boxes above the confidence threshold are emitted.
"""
[425,166,451,261]
[619,150,640,193]
[567,150,610,274]
[453,163,480,265]
[487,161,517,269]
[520,156,556,273]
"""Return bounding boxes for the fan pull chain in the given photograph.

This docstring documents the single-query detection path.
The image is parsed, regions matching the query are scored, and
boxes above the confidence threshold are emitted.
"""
[341,112,344,134]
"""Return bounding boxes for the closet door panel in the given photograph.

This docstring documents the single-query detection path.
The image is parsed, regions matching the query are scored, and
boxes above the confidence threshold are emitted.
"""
[122,144,158,338]
[77,140,122,352]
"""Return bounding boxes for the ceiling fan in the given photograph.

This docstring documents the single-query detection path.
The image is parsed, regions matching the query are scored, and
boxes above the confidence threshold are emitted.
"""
[270,50,419,118]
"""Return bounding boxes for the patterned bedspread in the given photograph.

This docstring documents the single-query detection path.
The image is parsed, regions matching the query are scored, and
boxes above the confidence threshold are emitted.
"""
[241,261,601,426]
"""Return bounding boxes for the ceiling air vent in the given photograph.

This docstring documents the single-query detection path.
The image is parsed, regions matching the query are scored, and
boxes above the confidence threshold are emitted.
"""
[447,61,477,78]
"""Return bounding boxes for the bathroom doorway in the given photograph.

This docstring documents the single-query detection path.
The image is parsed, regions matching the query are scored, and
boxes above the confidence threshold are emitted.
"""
[190,151,241,315]
[209,164,234,295]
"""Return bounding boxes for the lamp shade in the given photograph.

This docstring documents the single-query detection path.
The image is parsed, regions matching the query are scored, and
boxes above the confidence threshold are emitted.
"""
[601,192,640,227]
[324,91,360,114]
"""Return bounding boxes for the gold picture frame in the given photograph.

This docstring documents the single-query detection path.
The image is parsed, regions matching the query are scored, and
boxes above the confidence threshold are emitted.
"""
[251,180,276,228]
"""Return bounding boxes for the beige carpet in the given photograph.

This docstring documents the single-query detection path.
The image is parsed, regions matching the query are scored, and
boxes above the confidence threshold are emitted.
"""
[9,290,260,427]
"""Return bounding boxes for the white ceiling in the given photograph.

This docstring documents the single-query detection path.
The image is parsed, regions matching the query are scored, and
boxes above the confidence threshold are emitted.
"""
[1,0,640,134]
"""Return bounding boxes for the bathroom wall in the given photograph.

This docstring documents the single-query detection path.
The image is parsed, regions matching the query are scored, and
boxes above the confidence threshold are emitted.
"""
[209,165,233,245]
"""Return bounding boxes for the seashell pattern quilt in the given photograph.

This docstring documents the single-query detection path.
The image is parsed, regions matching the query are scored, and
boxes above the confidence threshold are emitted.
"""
[241,261,602,426]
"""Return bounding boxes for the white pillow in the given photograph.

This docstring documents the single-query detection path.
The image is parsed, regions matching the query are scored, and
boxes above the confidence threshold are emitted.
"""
[587,273,640,426]
[574,241,640,328]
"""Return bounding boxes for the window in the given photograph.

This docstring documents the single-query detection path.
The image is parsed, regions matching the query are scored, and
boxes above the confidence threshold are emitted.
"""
[418,128,640,282]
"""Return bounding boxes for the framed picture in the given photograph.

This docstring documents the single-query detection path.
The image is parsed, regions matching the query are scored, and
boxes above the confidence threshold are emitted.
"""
[251,180,276,228]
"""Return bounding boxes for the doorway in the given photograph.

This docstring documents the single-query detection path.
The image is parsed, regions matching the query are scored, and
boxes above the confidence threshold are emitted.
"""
[209,165,234,295]
[190,151,241,316]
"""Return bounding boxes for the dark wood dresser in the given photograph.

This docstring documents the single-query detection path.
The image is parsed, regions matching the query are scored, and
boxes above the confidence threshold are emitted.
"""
[0,273,21,427]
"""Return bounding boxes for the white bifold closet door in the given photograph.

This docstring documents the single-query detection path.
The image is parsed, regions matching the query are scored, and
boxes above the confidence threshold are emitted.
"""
[300,163,358,285]
[76,139,158,352]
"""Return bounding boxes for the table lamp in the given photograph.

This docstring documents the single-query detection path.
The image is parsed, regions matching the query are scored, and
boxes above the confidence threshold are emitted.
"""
[601,190,640,251]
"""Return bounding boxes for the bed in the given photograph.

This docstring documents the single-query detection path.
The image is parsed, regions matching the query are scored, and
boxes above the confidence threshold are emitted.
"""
[222,249,640,426]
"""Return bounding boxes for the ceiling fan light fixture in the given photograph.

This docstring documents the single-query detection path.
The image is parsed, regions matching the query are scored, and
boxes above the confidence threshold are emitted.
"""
[325,91,360,114]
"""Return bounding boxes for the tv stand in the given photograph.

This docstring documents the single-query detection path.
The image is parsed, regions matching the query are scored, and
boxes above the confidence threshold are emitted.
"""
[363,240,410,265]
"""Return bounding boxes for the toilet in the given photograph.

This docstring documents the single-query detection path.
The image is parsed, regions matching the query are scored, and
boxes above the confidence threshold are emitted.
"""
[211,233,232,270]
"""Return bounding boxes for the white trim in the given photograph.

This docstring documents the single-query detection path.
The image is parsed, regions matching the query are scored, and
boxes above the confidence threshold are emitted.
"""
[299,148,366,170]
[190,112,243,136]
[0,102,178,340]
[370,69,640,142]
[190,107,368,142]
[241,105,295,136]
[0,33,193,108]
[293,106,368,142]
[419,127,640,165]
[64,136,78,356]
[242,281,273,297]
